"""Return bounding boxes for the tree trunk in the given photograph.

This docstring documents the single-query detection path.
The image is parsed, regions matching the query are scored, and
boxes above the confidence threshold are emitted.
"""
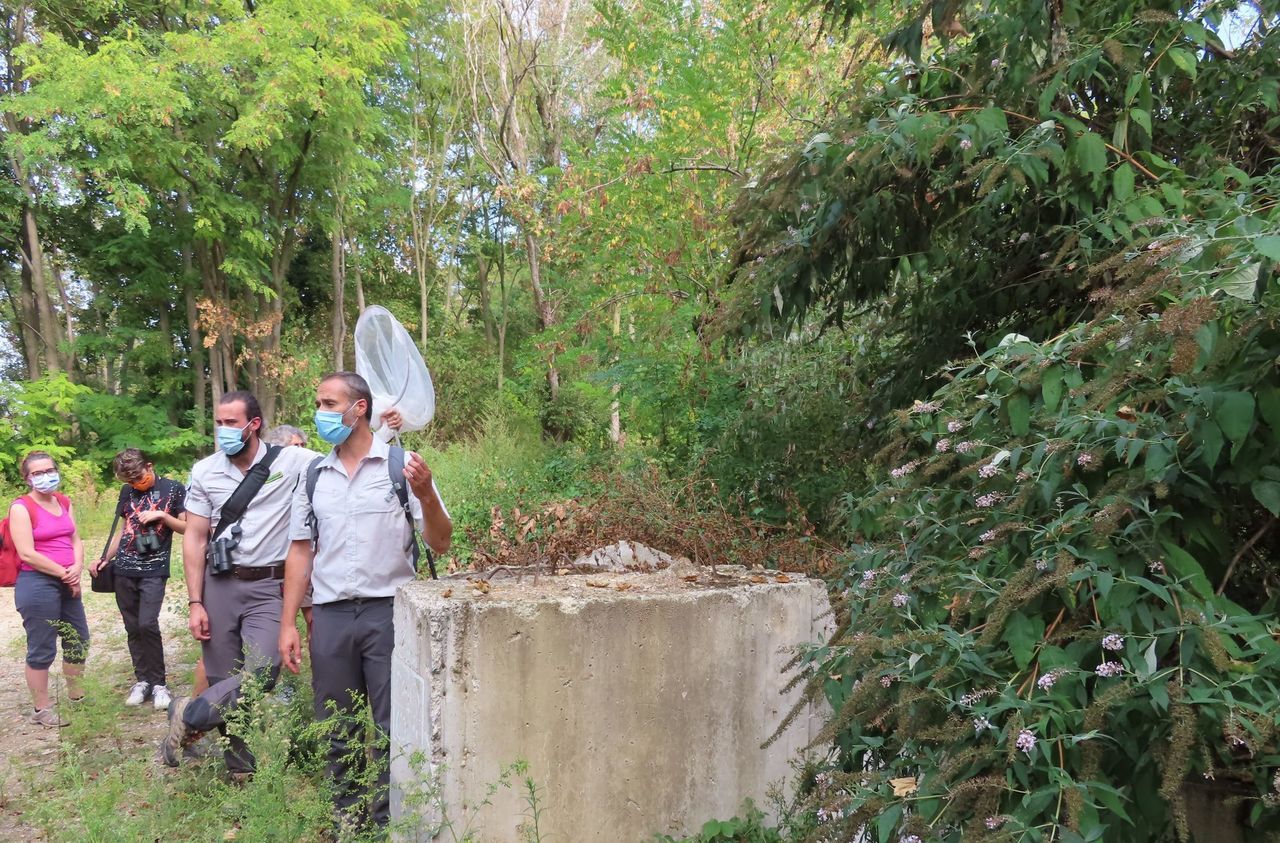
[48,251,76,379]
[610,300,622,446]
[477,251,495,344]
[352,238,366,314]
[185,283,207,434]
[15,241,40,378]
[331,225,346,369]
[20,205,63,373]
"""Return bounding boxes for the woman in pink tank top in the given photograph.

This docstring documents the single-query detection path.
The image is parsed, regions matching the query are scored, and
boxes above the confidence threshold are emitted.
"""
[9,450,89,727]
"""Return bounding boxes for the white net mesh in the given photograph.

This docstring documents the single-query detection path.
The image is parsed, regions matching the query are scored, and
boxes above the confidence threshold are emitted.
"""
[354,305,435,439]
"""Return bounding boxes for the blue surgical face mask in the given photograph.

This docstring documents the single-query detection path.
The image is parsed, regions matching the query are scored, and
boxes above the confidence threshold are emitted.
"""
[216,422,250,456]
[30,471,61,494]
[315,404,356,446]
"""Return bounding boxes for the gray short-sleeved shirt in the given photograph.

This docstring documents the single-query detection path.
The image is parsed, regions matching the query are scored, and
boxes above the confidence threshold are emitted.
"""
[186,441,321,567]
[289,437,449,605]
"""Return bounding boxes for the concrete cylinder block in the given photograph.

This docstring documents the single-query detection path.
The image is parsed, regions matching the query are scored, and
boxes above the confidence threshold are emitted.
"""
[390,567,833,841]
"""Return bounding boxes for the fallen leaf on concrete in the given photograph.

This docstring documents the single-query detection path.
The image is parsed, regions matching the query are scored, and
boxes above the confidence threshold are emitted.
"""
[471,580,491,594]
[681,574,699,583]
[775,574,792,583]
[441,589,453,598]
[614,582,633,592]
[586,580,609,588]
[890,776,917,796]
[749,575,767,583]
[556,568,569,576]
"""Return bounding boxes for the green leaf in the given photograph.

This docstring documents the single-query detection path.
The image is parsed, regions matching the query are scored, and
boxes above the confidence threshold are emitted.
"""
[1144,441,1172,480]
[1129,107,1152,137]
[1160,541,1214,600]
[1004,612,1045,669]
[1072,132,1108,181]
[1112,164,1135,201]
[1215,263,1260,300]
[1041,365,1063,412]
[1008,393,1031,437]
[1252,480,1280,516]
[876,803,904,843]
[973,106,1009,139]
[1253,236,1280,261]
[1167,48,1197,80]
[1214,391,1256,445]
[1258,387,1280,432]
[1197,419,1223,469]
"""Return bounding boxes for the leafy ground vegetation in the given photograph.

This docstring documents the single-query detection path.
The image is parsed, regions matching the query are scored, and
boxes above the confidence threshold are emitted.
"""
[3,0,1280,841]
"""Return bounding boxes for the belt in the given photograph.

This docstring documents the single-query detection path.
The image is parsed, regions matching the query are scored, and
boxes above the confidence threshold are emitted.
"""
[323,596,393,607]
[230,564,285,581]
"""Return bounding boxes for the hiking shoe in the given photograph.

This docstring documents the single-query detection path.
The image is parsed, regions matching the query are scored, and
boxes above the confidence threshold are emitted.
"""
[125,681,150,706]
[30,707,69,727]
[152,685,172,711]
[157,696,203,767]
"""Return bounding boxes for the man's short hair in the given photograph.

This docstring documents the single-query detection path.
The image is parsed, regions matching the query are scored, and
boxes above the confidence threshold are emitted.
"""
[320,371,373,421]
[264,425,306,446]
[113,448,150,480]
[219,390,263,424]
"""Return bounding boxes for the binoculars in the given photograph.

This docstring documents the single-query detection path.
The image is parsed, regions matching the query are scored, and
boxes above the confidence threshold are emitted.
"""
[136,526,163,554]
[206,523,243,576]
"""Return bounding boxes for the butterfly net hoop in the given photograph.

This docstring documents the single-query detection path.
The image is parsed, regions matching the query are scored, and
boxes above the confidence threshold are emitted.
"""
[354,306,435,438]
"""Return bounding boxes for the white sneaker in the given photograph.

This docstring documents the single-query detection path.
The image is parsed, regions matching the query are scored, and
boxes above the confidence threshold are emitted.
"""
[152,685,172,711]
[125,681,150,706]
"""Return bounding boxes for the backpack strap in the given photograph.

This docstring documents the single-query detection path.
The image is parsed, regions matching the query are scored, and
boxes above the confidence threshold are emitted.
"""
[388,447,435,579]
[303,447,436,579]
[303,455,324,549]
[211,444,283,542]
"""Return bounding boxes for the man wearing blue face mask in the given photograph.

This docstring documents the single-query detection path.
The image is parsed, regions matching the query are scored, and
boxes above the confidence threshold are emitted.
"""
[280,371,452,831]
[158,390,319,775]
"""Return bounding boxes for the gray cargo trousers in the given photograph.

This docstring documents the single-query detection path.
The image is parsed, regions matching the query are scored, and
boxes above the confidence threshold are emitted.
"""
[182,571,282,773]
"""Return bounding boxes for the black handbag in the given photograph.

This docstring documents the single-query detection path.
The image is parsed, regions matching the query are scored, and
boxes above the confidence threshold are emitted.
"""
[90,486,129,594]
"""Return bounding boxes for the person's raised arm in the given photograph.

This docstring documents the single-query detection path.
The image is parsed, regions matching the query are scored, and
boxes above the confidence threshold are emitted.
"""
[403,451,452,555]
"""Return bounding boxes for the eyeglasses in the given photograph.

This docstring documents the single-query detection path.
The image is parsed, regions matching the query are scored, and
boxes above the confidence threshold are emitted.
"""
[27,467,57,478]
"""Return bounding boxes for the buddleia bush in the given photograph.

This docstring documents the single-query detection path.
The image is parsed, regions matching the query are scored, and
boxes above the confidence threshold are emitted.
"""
[783,273,1280,842]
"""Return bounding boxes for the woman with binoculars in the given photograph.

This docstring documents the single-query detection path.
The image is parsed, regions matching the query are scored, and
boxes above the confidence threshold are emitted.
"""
[89,448,187,711]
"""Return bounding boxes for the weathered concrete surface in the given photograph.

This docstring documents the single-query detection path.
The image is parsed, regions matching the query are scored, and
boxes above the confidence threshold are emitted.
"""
[390,567,832,841]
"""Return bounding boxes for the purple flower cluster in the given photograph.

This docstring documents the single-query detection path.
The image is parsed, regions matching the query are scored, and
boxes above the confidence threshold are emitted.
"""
[1037,669,1065,691]
[979,529,997,543]
[956,440,978,454]
[1035,559,1051,572]
[978,462,1000,479]
[892,592,910,608]
[985,816,1007,830]
[891,460,921,478]
[1076,452,1096,467]
[1102,634,1125,651]
[975,492,1003,508]
[1096,661,1124,678]
[947,420,965,433]
[973,716,992,734]
[911,400,941,414]
[1015,728,1036,754]
[935,438,951,453]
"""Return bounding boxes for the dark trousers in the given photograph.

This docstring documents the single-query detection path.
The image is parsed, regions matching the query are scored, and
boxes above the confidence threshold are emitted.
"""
[115,575,167,686]
[14,569,90,669]
[182,572,282,773]
[312,598,394,827]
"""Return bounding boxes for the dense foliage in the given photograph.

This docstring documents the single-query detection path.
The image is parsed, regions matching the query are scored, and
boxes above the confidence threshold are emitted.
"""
[6,0,1280,841]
